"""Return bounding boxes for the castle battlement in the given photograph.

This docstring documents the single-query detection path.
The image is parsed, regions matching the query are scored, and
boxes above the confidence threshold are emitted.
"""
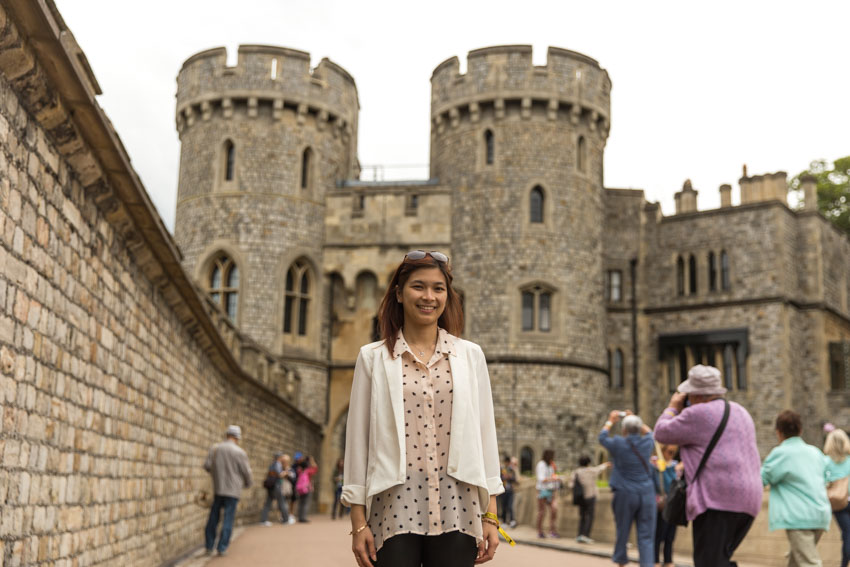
[430,45,611,133]
[176,45,359,135]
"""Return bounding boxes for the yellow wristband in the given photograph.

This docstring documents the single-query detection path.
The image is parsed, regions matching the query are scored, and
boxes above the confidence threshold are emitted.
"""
[481,512,499,523]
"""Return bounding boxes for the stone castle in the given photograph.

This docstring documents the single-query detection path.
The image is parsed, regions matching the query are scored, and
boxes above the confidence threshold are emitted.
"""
[173,42,850,506]
[0,1,848,564]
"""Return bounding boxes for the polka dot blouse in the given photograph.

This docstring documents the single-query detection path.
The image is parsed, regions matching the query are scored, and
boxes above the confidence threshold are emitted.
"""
[368,328,482,551]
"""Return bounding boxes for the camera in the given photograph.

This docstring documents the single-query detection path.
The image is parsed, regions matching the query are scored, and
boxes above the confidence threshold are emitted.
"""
[618,411,627,418]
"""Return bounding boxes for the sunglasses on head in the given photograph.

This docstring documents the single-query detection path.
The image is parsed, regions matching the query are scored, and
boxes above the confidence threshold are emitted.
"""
[405,250,449,264]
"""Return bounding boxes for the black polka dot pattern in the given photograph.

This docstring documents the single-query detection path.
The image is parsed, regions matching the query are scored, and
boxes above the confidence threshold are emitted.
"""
[370,329,482,552]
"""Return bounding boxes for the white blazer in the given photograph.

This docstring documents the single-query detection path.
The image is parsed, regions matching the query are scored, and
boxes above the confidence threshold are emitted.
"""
[341,336,504,517]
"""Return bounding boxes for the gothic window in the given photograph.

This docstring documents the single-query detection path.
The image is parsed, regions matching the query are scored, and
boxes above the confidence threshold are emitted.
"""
[521,285,552,332]
[607,349,612,388]
[723,344,735,390]
[484,129,495,165]
[830,342,850,391]
[284,260,312,336]
[667,353,678,392]
[676,256,685,297]
[612,349,624,389]
[708,252,717,292]
[530,186,544,224]
[405,194,419,216]
[659,329,749,392]
[608,270,622,302]
[577,136,587,172]
[208,254,239,321]
[223,140,235,182]
[721,250,731,291]
[689,254,697,295]
[301,147,313,190]
[520,446,534,474]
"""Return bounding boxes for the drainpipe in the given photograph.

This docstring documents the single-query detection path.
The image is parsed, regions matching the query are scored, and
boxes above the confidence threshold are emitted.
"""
[630,258,639,414]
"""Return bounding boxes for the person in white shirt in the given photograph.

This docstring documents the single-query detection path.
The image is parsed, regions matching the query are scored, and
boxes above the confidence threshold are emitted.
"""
[536,449,561,538]
[342,250,504,567]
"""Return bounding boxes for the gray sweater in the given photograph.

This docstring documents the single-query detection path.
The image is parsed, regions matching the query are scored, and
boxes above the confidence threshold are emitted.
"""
[204,440,253,498]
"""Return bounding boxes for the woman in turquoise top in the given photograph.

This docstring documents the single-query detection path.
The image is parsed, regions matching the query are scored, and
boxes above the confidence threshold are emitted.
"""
[761,410,832,567]
[824,427,850,567]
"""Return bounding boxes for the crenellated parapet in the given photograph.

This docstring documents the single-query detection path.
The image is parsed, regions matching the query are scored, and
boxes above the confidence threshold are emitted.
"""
[175,45,359,138]
[430,45,611,134]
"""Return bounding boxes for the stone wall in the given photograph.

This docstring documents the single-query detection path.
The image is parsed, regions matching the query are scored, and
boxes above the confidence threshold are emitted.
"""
[0,4,321,565]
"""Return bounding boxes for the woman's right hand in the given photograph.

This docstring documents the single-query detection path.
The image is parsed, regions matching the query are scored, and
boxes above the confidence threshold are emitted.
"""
[352,524,376,567]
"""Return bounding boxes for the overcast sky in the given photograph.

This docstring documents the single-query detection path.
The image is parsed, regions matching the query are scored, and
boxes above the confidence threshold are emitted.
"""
[55,1,849,232]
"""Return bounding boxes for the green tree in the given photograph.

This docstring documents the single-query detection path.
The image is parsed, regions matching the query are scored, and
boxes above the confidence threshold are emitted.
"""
[790,156,850,235]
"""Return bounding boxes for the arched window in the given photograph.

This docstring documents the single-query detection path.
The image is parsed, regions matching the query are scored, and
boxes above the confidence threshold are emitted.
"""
[721,250,731,290]
[301,148,313,190]
[612,349,624,388]
[676,256,685,297]
[688,254,697,295]
[223,140,235,182]
[484,129,495,165]
[521,284,552,332]
[577,136,587,172]
[708,252,717,292]
[520,446,534,474]
[208,254,239,321]
[284,260,312,336]
[529,186,544,224]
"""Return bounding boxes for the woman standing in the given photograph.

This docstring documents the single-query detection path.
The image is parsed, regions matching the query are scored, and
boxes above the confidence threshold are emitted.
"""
[536,450,561,539]
[824,427,850,567]
[652,444,681,567]
[342,251,504,567]
[570,455,609,544]
[295,455,318,522]
[599,411,656,567]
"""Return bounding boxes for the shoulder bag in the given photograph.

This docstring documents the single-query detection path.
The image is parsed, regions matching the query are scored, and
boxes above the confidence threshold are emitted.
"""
[663,400,730,526]
[827,475,849,511]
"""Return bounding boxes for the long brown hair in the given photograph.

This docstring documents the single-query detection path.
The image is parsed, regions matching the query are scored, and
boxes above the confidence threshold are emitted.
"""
[377,254,463,354]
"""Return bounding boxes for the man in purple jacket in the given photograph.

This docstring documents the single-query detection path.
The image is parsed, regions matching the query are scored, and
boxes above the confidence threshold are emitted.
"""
[654,365,762,567]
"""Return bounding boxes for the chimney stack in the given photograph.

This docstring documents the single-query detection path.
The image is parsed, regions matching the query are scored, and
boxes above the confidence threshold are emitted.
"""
[674,179,698,214]
[801,174,818,211]
[719,184,732,208]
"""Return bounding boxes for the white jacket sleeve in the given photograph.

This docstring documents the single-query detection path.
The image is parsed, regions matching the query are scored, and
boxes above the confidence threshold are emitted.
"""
[475,345,505,498]
[341,348,372,507]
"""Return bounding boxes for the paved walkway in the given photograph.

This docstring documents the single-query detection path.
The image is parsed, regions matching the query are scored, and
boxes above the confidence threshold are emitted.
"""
[174,515,633,567]
[173,515,776,567]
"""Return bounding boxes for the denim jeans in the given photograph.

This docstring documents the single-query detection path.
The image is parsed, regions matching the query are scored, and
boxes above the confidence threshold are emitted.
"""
[611,489,656,566]
[205,495,239,553]
[261,485,289,523]
[297,491,312,521]
[499,491,515,524]
[579,497,596,538]
[836,505,850,567]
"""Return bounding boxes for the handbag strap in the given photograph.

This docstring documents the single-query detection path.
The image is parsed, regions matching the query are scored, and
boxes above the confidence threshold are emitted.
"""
[627,438,652,479]
[691,400,730,483]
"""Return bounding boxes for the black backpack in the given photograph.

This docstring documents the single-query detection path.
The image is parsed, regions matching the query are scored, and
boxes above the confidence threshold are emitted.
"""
[572,473,585,506]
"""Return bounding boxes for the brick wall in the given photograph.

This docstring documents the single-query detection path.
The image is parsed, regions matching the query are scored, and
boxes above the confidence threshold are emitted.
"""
[0,5,321,565]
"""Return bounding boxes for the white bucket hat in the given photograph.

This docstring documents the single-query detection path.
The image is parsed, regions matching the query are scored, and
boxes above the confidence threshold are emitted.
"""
[225,424,242,439]
[677,365,727,396]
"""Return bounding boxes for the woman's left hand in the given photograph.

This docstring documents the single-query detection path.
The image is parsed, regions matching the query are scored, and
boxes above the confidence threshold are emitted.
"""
[475,522,500,564]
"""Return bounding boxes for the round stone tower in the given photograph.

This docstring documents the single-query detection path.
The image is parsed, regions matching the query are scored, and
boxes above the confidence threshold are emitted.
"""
[174,45,359,422]
[430,46,611,464]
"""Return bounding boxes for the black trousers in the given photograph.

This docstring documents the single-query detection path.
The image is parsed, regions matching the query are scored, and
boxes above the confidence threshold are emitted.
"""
[375,532,478,567]
[654,514,677,564]
[578,497,596,537]
[692,509,754,567]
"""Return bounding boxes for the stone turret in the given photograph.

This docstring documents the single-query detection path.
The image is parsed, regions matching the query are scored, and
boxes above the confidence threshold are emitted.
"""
[430,45,611,462]
[801,174,818,211]
[173,45,360,423]
[719,183,732,208]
